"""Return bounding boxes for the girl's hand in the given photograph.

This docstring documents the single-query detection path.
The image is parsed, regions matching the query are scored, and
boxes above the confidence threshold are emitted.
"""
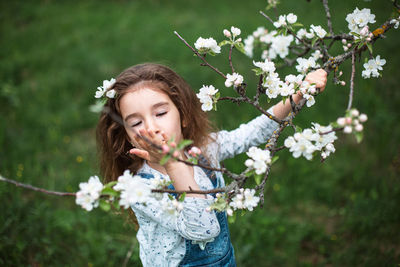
[303,68,328,94]
[129,129,171,163]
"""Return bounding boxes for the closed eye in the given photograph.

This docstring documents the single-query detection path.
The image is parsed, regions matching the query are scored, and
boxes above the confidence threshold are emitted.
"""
[131,121,141,127]
[156,112,167,117]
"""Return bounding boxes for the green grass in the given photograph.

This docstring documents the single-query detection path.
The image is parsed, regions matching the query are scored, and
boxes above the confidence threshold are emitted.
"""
[1,0,400,265]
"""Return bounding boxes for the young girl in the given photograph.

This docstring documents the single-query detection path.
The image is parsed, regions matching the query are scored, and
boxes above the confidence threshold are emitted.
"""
[96,63,327,266]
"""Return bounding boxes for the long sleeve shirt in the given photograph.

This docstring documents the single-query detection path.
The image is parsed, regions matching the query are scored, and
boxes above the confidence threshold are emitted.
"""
[131,107,279,267]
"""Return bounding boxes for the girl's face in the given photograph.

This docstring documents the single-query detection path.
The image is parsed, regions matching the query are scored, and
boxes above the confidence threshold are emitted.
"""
[119,86,183,147]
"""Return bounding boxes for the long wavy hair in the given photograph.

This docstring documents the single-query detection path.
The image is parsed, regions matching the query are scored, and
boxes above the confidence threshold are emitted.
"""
[96,63,214,184]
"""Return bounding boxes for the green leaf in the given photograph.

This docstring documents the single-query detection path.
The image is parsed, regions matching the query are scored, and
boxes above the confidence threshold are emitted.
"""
[295,125,303,133]
[104,181,117,188]
[271,155,279,164]
[215,92,220,99]
[234,42,245,54]
[177,139,193,150]
[168,194,174,200]
[254,174,262,185]
[311,37,318,47]
[101,187,119,197]
[366,43,373,54]
[252,68,264,76]
[179,192,186,202]
[218,40,231,47]
[354,131,364,143]
[160,155,171,165]
[357,42,364,50]
[99,200,111,212]
[292,23,303,27]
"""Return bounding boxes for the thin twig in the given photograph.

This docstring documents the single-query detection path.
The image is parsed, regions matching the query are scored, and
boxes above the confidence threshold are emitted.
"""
[321,0,334,36]
[0,174,76,196]
[228,45,235,73]
[174,31,226,79]
[347,49,356,110]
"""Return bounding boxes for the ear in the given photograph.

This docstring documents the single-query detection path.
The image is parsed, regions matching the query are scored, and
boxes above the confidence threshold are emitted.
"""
[182,119,187,128]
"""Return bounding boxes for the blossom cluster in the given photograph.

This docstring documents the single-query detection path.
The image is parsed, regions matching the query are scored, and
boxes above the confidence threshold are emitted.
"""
[245,146,272,175]
[296,56,320,74]
[284,123,337,160]
[346,8,376,35]
[113,170,152,208]
[362,55,386,79]
[229,188,260,212]
[94,78,116,99]
[273,13,298,28]
[196,85,219,111]
[243,27,294,60]
[223,26,241,40]
[194,37,221,55]
[76,170,186,216]
[299,81,318,107]
[225,73,244,88]
[336,109,368,134]
[75,176,104,211]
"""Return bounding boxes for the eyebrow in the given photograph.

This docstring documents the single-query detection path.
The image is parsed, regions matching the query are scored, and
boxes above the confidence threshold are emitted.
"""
[124,101,170,122]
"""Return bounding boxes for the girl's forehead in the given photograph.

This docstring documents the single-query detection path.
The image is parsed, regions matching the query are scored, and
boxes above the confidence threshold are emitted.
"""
[119,87,173,116]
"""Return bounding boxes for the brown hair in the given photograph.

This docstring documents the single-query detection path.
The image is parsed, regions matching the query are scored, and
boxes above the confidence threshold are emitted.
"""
[96,63,213,183]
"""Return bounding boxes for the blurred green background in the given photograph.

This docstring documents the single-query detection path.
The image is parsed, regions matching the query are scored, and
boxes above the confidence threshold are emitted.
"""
[1,0,399,266]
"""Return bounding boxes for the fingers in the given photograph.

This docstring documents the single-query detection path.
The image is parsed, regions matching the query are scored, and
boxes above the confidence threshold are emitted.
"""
[129,148,150,161]
[305,68,328,92]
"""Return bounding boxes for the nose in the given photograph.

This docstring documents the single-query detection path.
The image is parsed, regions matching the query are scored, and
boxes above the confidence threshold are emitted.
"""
[144,118,160,134]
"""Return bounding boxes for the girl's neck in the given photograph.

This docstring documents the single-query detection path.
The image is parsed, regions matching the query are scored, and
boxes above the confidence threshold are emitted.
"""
[147,162,168,175]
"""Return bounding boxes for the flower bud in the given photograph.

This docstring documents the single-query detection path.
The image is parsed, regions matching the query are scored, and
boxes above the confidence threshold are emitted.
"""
[223,29,231,38]
[360,26,369,36]
[309,87,316,95]
[340,81,346,86]
[161,144,170,154]
[366,37,371,42]
[355,124,363,132]
[343,46,349,52]
[347,43,352,48]
[343,126,352,134]
[345,117,352,125]
[170,142,177,148]
[227,208,233,216]
[173,151,179,158]
[337,117,346,126]
[342,39,347,44]
[339,71,343,76]
[351,109,359,117]
[359,113,368,122]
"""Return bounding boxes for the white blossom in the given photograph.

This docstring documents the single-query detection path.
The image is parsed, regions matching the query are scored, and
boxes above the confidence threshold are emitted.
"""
[225,73,244,87]
[230,188,260,211]
[310,24,327,38]
[194,37,221,54]
[273,15,287,28]
[253,59,276,74]
[362,55,386,79]
[113,170,151,208]
[346,8,376,34]
[287,13,298,24]
[196,85,219,112]
[231,26,241,37]
[269,35,294,59]
[246,146,272,175]
[296,57,318,74]
[95,78,116,99]
[76,176,104,211]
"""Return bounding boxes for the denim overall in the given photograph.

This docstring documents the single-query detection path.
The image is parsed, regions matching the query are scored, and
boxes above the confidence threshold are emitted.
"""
[138,156,236,267]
